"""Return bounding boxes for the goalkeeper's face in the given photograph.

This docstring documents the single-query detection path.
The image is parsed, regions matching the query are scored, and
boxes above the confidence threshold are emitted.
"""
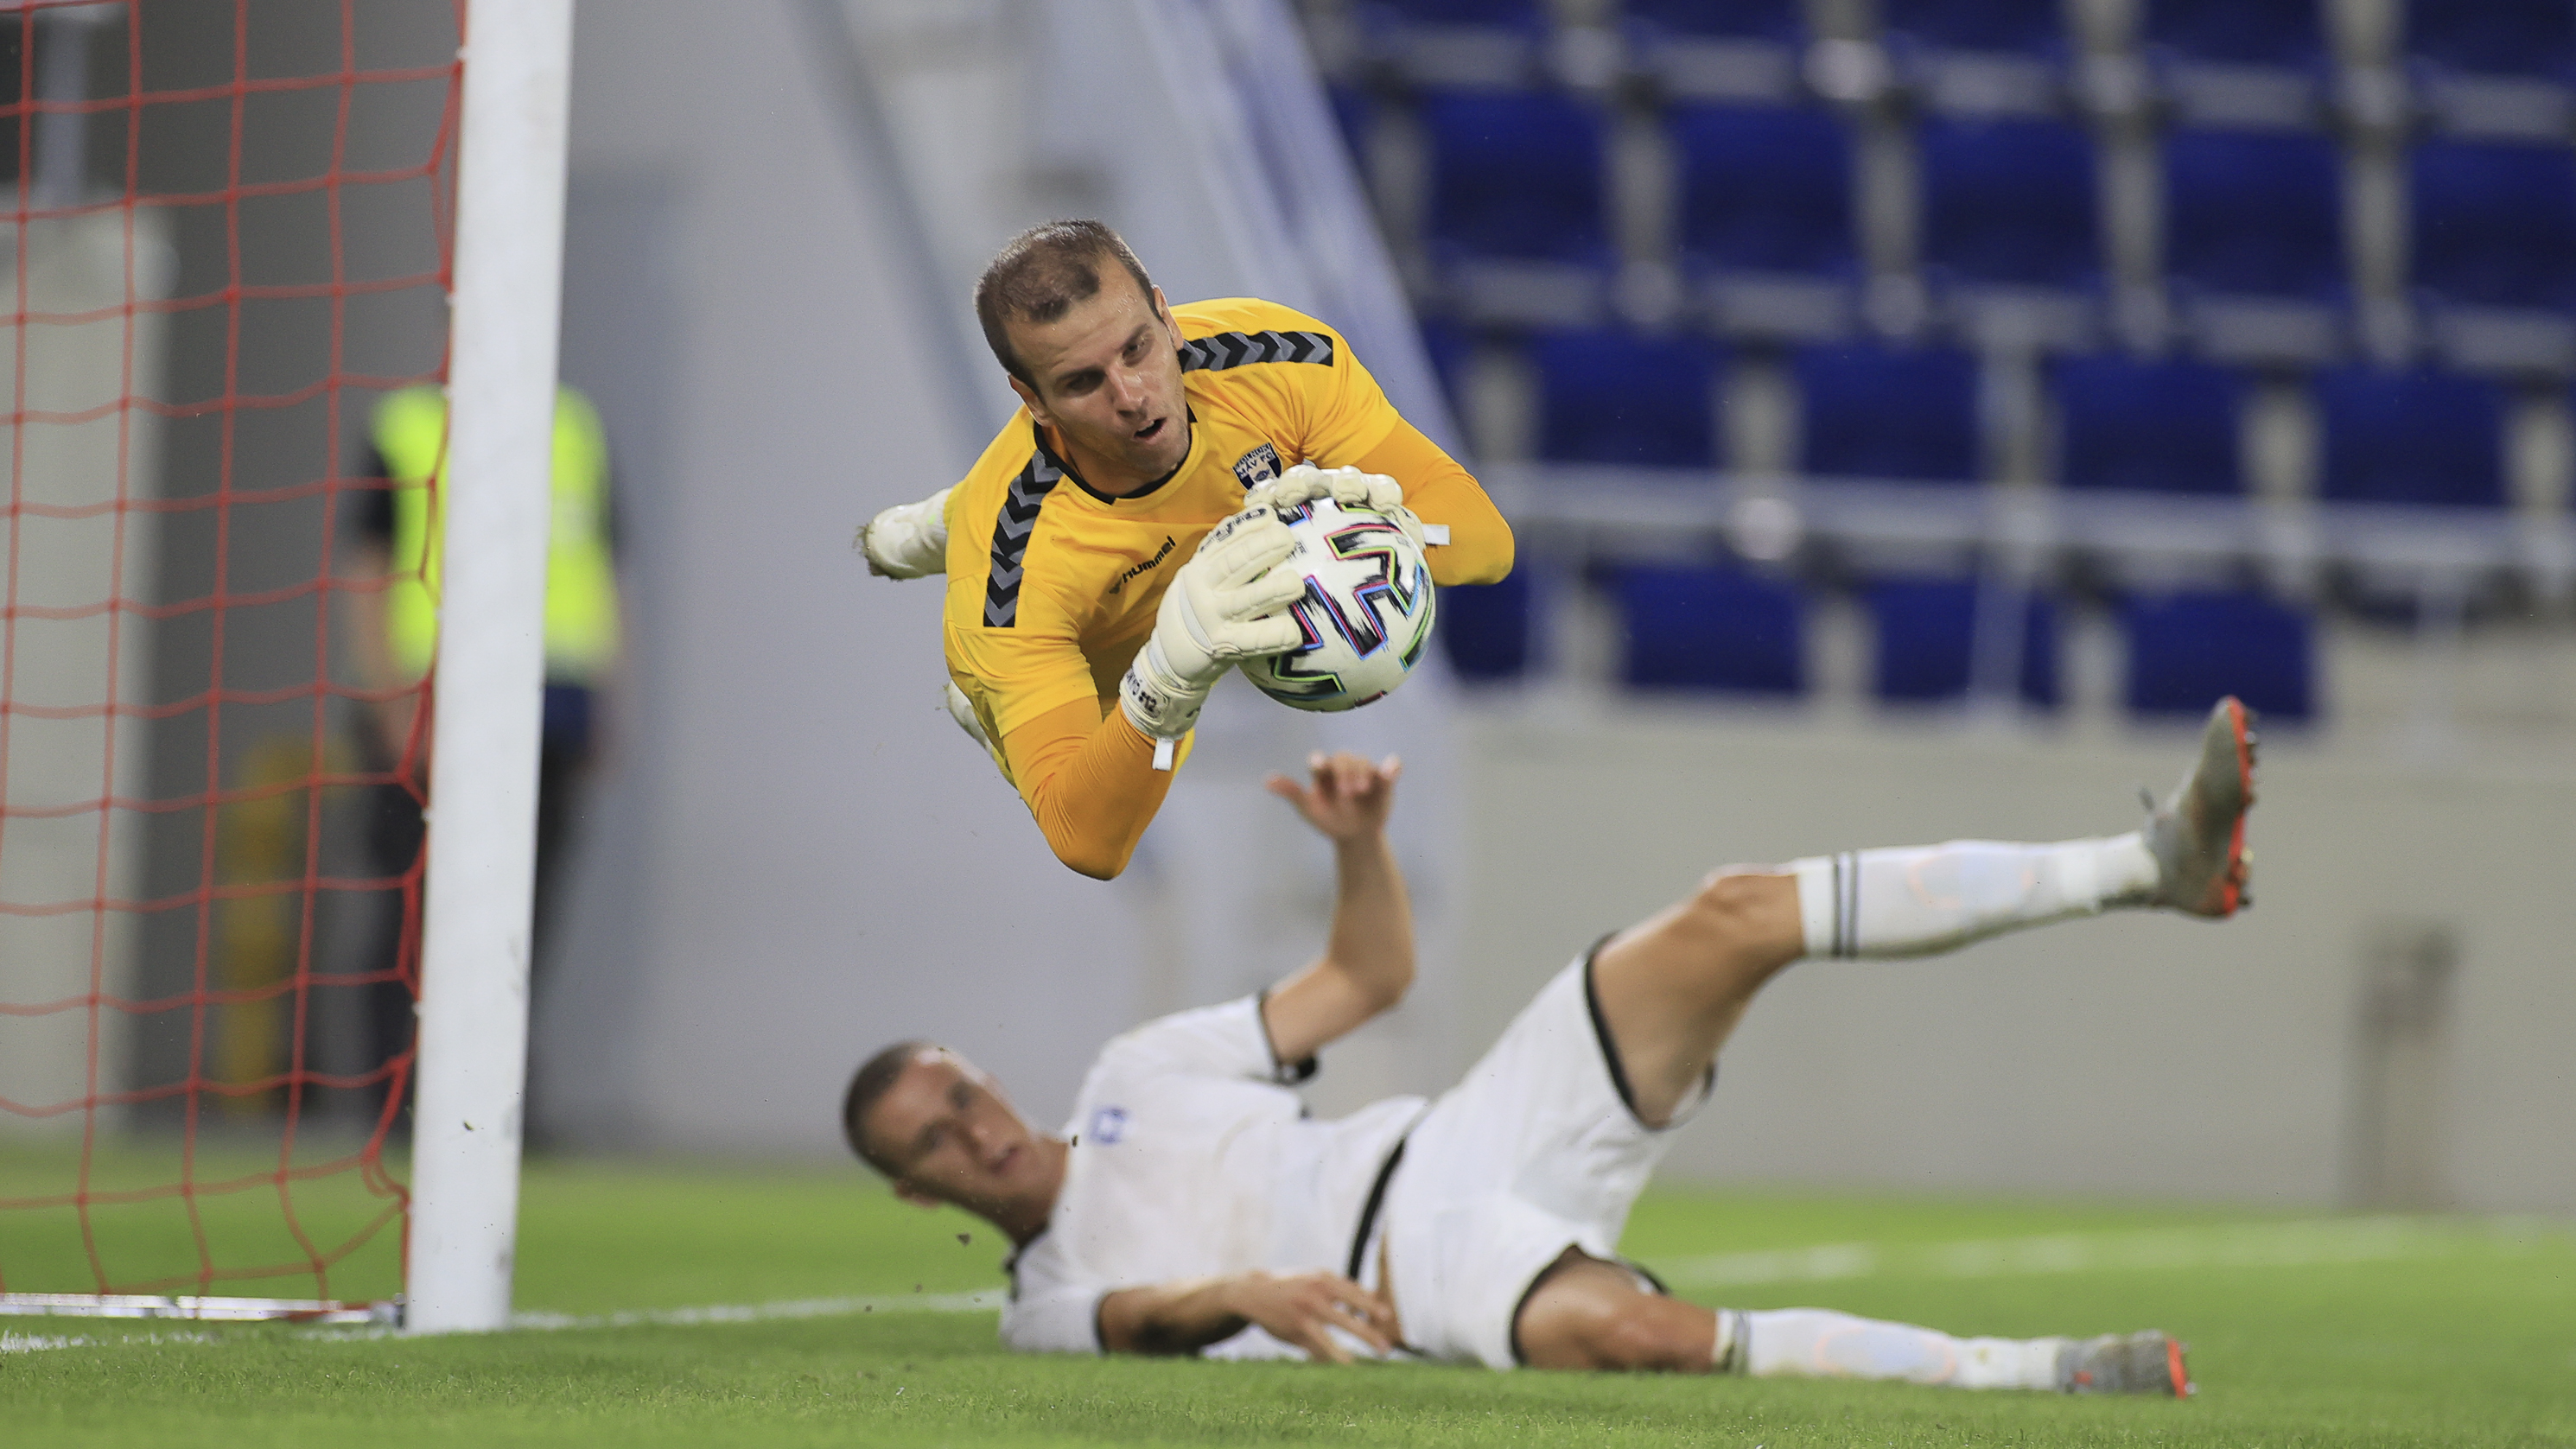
[864,1047,1056,1218]
[1007,277,1191,492]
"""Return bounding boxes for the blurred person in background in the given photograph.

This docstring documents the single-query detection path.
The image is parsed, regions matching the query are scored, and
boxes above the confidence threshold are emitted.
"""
[342,384,622,1132]
[855,219,1512,880]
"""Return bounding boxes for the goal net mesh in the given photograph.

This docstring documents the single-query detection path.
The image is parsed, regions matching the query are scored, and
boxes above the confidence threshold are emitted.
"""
[0,0,463,1313]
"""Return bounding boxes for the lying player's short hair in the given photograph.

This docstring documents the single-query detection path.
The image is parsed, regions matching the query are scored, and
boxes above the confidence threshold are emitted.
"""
[842,1039,937,1179]
[974,219,1158,387]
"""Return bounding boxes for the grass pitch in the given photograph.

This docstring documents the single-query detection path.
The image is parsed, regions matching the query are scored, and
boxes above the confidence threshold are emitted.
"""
[3,1150,2570,1448]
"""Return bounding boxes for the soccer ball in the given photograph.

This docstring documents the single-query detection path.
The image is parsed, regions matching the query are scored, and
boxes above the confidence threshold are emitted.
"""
[1237,497,1438,712]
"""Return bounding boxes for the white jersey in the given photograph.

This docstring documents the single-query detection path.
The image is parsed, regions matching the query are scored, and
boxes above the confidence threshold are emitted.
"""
[1000,995,1424,1357]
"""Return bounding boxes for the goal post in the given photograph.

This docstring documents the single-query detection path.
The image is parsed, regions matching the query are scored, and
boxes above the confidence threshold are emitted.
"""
[0,0,567,1335]
[401,0,576,1338]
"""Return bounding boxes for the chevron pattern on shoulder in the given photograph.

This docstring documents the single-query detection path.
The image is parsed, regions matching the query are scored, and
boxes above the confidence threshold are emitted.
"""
[1178,329,1335,373]
[983,443,1066,627]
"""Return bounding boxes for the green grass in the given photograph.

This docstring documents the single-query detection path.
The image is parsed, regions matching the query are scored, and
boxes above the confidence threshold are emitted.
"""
[3,1146,2572,1447]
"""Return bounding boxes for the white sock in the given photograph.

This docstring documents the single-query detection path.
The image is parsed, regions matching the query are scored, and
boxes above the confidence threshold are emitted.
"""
[1733,1307,2066,1390]
[1789,836,2159,960]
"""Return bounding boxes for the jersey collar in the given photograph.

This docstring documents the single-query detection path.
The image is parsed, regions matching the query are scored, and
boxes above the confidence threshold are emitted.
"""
[1040,408,1200,507]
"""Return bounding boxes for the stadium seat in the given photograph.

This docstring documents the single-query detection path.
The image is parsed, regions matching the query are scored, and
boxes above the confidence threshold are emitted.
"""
[1612,564,1805,693]
[1415,318,1477,419]
[1533,328,1722,468]
[2409,140,2576,313]
[1419,88,1611,264]
[1365,0,1544,19]
[1918,118,2100,289]
[1882,0,2062,54]
[1625,0,1804,42]
[2164,129,2344,302]
[2051,352,2243,495]
[2121,588,2314,721]
[1796,340,1981,483]
[1358,0,1552,88]
[2407,0,2576,79]
[1439,570,1535,681]
[2316,364,2506,509]
[1671,104,1856,277]
[1866,575,2060,707]
[2142,0,2325,66]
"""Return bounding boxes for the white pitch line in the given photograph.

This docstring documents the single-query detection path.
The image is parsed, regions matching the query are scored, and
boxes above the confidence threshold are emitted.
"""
[0,1289,1006,1354]
[1654,1216,2573,1289]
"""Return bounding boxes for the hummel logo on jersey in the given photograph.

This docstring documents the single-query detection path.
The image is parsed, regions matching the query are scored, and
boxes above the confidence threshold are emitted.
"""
[1107,536,1176,595]
[1232,442,1282,488]
[1086,1106,1129,1145]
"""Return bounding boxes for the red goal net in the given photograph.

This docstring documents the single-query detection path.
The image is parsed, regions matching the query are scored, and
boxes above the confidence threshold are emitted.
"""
[0,0,462,1319]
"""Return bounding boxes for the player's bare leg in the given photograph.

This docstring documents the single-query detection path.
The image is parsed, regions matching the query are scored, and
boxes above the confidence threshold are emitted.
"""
[1514,1251,2187,1393]
[1513,698,2254,1391]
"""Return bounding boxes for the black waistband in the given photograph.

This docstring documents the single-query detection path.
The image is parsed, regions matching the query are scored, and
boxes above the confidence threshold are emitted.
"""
[1344,1135,1410,1281]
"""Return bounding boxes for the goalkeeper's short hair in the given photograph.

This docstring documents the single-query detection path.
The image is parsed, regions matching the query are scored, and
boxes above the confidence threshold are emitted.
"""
[975,219,1159,386]
[842,1039,936,1179]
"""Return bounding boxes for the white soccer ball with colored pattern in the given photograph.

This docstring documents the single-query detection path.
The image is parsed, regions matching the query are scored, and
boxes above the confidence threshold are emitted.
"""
[1236,497,1437,713]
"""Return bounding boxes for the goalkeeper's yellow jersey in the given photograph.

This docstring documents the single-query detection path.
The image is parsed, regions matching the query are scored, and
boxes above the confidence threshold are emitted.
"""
[940,296,1505,747]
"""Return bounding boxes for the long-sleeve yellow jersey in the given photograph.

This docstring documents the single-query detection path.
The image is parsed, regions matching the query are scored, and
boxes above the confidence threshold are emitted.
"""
[938,296,1513,876]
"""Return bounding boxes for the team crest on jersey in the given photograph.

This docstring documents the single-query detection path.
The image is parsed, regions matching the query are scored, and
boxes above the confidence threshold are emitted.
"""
[1231,442,1282,488]
[1086,1106,1129,1145]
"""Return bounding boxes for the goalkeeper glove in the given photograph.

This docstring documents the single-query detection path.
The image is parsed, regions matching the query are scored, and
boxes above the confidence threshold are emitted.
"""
[856,486,951,579]
[1242,463,1433,553]
[1119,508,1306,769]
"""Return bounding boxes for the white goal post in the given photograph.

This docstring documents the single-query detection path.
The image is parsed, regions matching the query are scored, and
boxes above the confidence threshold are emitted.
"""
[404,0,578,1336]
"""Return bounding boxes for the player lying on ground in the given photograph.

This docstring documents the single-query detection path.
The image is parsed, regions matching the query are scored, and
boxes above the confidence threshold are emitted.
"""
[855,219,1512,880]
[842,699,2258,1393]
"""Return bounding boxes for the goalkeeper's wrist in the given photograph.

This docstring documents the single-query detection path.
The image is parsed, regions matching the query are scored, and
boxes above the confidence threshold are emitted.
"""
[1118,639,1209,769]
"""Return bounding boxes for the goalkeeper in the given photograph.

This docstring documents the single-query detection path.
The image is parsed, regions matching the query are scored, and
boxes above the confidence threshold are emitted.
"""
[857,219,1513,879]
[842,698,2257,1391]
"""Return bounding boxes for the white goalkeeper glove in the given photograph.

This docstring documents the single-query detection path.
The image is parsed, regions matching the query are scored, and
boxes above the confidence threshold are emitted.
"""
[856,486,951,579]
[1119,508,1307,768]
[1242,463,1433,553]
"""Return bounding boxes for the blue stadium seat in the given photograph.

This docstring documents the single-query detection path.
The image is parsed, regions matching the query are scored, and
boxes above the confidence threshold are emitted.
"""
[1867,576,2059,706]
[1796,340,1981,482]
[1439,570,1535,681]
[1671,104,1855,276]
[2142,0,2324,66]
[1882,0,2062,53]
[1534,328,1722,467]
[2051,353,2243,494]
[1919,118,2100,289]
[2164,130,2343,301]
[1612,564,1805,693]
[1364,0,1547,22]
[2410,140,2576,313]
[2407,0,2576,79]
[1626,0,1804,41]
[1419,90,1610,265]
[2122,588,2314,721]
[1415,319,1476,419]
[2316,365,2505,509]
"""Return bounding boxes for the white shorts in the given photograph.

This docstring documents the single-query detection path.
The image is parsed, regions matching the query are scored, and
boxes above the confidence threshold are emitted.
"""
[1374,950,1709,1369]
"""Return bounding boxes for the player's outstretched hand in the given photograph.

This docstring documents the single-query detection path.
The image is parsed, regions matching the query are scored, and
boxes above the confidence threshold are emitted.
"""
[1222,1269,1396,1363]
[1243,464,1428,553]
[1265,751,1401,844]
[1244,461,1397,515]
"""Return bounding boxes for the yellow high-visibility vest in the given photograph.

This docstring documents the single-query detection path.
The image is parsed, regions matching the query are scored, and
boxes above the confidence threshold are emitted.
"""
[370,384,620,686]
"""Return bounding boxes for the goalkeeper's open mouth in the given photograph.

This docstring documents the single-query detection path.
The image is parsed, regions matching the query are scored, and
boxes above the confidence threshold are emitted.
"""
[1133,416,1168,443]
